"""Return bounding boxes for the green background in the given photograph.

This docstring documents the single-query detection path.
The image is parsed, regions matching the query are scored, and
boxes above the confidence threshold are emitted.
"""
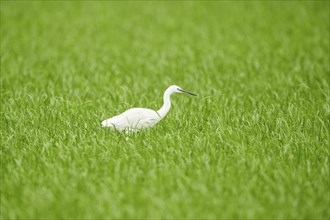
[1,1,329,219]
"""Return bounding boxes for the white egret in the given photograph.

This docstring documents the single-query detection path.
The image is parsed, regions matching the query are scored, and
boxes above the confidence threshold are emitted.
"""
[101,85,197,132]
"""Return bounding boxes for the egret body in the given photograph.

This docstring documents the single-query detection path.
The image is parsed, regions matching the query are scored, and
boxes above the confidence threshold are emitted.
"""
[101,85,197,132]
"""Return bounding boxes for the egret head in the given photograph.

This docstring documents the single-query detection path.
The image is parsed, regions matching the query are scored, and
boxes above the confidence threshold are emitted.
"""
[168,85,197,96]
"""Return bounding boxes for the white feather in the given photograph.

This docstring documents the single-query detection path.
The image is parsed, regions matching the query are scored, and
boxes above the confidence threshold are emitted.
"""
[101,108,160,131]
[101,85,197,132]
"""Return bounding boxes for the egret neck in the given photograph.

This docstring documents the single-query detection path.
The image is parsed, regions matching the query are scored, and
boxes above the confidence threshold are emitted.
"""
[157,87,173,118]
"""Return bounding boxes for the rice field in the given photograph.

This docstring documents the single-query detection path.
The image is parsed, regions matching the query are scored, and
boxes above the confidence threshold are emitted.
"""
[1,1,329,219]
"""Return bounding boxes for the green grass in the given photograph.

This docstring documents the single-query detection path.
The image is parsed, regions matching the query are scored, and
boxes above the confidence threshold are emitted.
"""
[1,1,329,219]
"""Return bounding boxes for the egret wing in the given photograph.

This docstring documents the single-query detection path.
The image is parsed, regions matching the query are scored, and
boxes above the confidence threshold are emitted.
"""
[122,108,161,129]
[102,108,161,131]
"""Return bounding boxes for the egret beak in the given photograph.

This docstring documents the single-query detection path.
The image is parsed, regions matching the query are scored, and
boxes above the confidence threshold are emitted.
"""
[178,88,197,96]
